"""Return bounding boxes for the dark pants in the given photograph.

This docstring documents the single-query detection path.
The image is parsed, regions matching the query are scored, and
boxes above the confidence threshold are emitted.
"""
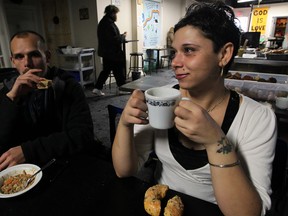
[95,58,126,90]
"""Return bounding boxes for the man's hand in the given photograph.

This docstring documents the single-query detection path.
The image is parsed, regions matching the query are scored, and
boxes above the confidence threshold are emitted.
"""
[6,68,44,101]
[0,146,25,171]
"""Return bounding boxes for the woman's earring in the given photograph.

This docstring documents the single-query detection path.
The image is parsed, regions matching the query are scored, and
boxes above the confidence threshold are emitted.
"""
[220,67,224,77]
[220,62,226,77]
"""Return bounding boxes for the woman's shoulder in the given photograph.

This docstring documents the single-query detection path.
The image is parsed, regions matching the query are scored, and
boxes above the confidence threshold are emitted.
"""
[238,94,276,121]
[241,94,273,110]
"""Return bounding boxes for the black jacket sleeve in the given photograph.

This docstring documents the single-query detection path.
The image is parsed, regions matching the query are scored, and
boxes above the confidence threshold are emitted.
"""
[97,16,124,60]
[21,77,95,165]
[0,89,21,153]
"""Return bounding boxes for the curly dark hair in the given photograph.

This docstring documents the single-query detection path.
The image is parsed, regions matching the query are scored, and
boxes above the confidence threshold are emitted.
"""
[104,5,119,16]
[174,0,241,75]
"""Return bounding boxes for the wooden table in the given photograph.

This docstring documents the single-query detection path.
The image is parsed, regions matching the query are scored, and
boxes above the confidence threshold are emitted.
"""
[105,176,224,216]
[0,153,224,216]
[0,153,115,216]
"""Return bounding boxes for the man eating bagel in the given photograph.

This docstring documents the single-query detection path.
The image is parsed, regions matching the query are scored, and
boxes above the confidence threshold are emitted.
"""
[0,30,95,170]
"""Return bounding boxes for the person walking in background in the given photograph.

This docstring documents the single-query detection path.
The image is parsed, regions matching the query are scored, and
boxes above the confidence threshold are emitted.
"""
[166,26,174,48]
[0,30,95,170]
[112,1,277,215]
[92,5,127,96]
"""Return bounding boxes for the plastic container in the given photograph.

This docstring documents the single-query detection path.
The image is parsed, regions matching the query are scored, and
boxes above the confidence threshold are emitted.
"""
[225,71,288,101]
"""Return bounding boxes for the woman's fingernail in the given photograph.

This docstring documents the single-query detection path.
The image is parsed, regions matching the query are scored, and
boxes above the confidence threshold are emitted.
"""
[181,97,191,101]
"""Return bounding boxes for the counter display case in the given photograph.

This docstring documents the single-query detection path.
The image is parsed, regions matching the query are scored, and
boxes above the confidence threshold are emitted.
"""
[225,70,288,101]
[57,48,96,88]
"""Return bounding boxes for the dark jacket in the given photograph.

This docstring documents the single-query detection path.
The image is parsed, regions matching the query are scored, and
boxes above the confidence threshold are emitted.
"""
[97,14,125,61]
[0,67,95,165]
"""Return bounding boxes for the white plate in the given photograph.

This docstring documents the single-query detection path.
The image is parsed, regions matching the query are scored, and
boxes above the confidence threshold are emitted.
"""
[0,164,42,198]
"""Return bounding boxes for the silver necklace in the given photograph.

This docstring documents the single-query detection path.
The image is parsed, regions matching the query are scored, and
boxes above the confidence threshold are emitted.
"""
[207,90,228,113]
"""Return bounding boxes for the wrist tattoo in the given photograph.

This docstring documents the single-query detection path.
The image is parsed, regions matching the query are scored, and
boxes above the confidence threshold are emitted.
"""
[216,136,233,154]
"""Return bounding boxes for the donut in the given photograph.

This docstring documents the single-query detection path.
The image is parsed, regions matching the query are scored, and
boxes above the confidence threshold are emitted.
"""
[144,184,169,216]
[242,75,254,81]
[268,77,277,83]
[164,195,184,216]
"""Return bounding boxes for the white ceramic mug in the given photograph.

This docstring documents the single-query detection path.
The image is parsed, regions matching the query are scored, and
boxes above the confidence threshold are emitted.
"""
[145,87,181,129]
[275,97,288,109]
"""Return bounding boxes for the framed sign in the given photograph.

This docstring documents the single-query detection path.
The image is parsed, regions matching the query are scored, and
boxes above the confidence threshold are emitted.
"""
[142,0,161,48]
[250,7,269,35]
[79,8,89,20]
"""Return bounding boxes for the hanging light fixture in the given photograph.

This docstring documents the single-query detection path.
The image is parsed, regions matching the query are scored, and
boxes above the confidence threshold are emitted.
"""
[52,0,60,24]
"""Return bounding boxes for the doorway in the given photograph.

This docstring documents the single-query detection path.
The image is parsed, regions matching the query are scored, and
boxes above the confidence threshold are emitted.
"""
[270,16,288,48]
[274,17,287,37]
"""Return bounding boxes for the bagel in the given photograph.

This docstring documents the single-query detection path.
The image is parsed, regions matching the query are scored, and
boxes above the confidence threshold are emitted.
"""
[144,184,169,216]
[164,195,184,216]
[37,79,52,89]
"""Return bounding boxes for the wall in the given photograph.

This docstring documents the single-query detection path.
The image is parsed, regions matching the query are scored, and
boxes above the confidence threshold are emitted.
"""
[69,0,101,74]
[3,0,44,36]
[69,0,98,48]
[1,0,45,68]
[0,1,10,67]
[160,0,184,47]
[135,0,183,52]
[41,0,72,66]
[95,0,133,76]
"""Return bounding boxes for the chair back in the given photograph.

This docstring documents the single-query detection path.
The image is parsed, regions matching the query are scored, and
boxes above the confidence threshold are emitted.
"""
[107,105,124,146]
[269,138,288,215]
[0,68,18,83]
[271,138,287,194]
[146,49,154,59]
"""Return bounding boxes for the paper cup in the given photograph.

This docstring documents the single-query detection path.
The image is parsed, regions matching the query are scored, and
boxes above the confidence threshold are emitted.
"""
[145,87,181,129]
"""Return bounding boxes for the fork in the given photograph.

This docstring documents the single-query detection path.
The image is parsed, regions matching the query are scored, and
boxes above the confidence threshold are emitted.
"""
[24,158,56,188]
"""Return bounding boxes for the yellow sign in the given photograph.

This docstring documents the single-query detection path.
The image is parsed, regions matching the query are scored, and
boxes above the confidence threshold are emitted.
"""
[250,7,269,35]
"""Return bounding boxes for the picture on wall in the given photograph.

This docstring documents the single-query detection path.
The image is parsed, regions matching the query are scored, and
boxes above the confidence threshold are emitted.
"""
[79,8,89,20]
[142,0,161,48]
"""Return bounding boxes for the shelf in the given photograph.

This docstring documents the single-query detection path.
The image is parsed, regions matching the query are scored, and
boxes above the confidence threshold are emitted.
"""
[58,52,94,57]
[57,48,96,88]
[233,57,288,66]
[231,57,288,74]
[61,66,94,71]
